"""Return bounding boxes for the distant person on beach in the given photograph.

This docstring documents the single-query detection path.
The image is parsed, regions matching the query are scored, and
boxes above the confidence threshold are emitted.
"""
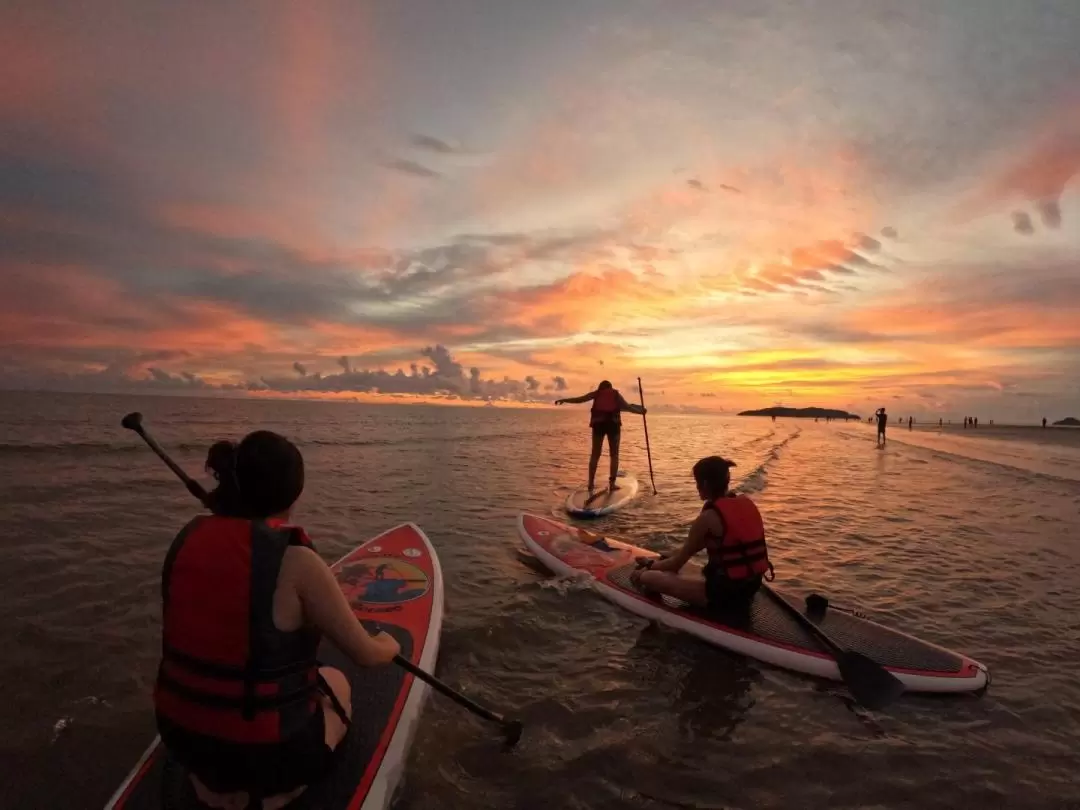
[974,417,979,428]
[771,415,776,423]
[875,407,888,446]
[908,416,913,431]
[631,456,772,611]
[157,432,401,808]
[1043,417,1048,428]
[555,380,645,493]
[939,418,943,427]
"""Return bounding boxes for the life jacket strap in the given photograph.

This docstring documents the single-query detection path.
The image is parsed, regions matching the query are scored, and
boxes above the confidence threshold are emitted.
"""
[157,667,316,711]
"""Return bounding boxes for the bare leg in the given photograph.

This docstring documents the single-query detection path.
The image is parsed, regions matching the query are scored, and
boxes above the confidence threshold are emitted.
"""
[588,430,603,490]
[318,665,352,749]
[637,570,708,607]
[608,430,621,488]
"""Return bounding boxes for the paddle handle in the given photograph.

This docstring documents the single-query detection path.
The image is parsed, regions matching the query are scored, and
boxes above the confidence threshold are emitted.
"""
[637,377,657,495]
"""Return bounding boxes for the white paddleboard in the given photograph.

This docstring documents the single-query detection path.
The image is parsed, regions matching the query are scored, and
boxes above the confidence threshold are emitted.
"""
[565,471,640,518]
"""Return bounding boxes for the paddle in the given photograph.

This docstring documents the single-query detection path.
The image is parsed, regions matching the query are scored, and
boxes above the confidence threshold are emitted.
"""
[637,377,657,495]
[121,412,209,505]
[759,583,905,710]
[121,412,524,748]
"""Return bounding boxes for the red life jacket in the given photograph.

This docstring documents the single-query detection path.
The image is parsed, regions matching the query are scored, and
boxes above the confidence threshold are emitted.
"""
[153,516,321,745]
[590,387,621,426]
[703,495,774,581]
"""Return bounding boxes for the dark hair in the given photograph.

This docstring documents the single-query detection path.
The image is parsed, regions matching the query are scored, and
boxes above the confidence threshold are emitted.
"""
[597,380,613,390]
[693,455,736,499]
[204,431,305,519]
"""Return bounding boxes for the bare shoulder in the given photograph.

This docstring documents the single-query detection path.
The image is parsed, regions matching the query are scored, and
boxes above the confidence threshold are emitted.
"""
[283,545,329,584]
[698,507,724,534]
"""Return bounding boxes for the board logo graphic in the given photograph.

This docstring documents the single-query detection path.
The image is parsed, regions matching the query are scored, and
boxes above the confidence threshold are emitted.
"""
[338,557,430,604]
[402,547,421,558]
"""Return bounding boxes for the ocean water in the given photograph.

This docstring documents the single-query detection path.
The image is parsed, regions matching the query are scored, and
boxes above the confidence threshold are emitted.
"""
[1,391,1078,809]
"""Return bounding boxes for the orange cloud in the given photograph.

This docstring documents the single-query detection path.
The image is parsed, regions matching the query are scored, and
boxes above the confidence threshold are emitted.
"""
[954,101,1080,227]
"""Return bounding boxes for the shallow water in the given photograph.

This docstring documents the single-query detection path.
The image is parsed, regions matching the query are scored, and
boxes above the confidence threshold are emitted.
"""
[1,392,1078,809]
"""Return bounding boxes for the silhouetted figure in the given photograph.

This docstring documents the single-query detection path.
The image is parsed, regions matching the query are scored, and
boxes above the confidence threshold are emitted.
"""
[974,417,978,428]
[908,416,913,431]
[939,418,943,427]
[875,407,888,446]
[1043,417,1048,428]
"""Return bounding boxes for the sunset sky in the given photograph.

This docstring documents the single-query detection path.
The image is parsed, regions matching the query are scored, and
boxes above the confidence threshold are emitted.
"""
[2,1,1079,420]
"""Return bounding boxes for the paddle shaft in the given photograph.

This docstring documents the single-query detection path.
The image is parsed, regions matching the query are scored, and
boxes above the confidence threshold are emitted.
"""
[637,377,657,494]
[128,420,210,505]
[121,412,522,744]
[761,584,845,658]
[393,654,511,727]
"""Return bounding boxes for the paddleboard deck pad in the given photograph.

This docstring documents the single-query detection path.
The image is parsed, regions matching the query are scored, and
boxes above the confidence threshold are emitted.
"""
[518,513,988,694]
[565,471,640,518]
[105,523,443,810]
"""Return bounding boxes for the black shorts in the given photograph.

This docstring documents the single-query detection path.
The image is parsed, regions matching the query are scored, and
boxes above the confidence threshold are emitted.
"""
[703,568,762,612]
[157,707,337,796]
[591,422,621,442]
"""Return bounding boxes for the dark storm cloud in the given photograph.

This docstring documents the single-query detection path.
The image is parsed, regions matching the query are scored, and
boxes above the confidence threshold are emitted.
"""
[854,233,882,252]
[1012,211,1035,235]
[410,134,458,154]
[552,375,568,391]
[1037,199,1062,229]
[381,158,442,179]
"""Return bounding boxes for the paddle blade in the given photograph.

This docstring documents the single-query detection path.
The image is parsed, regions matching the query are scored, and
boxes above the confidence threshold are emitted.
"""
[502,719,524,750]
[837,651,905,710]
[121,412,143,431]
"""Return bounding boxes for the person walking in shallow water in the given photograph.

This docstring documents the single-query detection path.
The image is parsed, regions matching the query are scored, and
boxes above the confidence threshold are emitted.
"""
[875,407,888,446]
[555,380,645,492]
[1043,417,1048,428]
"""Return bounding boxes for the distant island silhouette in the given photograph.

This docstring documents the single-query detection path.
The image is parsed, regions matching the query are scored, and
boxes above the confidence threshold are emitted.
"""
[739,406,860,421]
[1053,417,1080,427]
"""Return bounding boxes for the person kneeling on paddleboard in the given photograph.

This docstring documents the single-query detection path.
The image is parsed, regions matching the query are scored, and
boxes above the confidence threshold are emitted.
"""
[630,455,774,611]
[555,380,646,492]
[155,431,401,810]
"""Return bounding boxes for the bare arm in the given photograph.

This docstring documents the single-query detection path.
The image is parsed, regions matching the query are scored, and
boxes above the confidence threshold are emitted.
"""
[616,392,645,415]
[650,511,716,573]
[291,547,401,667]
[555,391,596,405]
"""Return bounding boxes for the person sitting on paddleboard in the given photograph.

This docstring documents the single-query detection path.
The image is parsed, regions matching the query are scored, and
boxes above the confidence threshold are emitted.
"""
[155,431,401,810]
[630,455,773,611]
[554,380,646,492]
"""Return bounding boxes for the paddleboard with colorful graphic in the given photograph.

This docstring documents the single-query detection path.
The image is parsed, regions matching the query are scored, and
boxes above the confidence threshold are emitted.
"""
[565,471,640,518]
[518,512,989,695]
[104,523,444,810]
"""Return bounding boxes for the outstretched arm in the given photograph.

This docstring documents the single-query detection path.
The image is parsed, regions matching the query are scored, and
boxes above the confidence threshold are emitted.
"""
[555,391,595,405]
[616,392,645,415]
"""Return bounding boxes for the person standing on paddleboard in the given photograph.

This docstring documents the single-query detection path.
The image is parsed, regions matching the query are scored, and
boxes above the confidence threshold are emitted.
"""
[555,380,646,493]
[630,456,773,611]
[155,431,401,809]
